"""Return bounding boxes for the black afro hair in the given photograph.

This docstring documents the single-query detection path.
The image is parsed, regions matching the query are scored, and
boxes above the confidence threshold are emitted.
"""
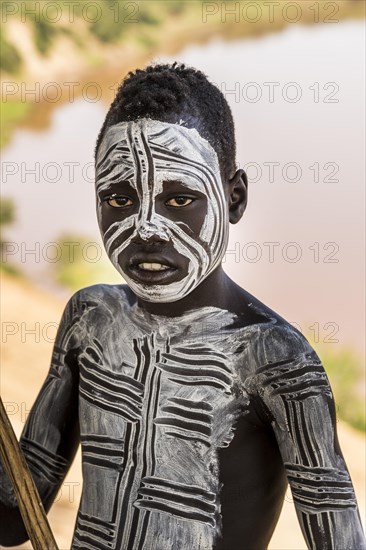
[94,62,237,183]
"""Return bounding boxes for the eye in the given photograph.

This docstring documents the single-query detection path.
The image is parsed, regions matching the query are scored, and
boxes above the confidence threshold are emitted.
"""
[105,194,133,208]
[165,196,194,207]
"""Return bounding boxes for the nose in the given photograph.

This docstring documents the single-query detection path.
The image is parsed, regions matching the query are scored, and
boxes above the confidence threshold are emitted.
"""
[136,199,169,242]
[131,231,167,245]
[132,218,170,244]
[134,195,170,243]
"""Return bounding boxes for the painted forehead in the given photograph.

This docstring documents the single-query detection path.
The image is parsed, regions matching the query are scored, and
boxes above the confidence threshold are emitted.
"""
[95,119,222,194]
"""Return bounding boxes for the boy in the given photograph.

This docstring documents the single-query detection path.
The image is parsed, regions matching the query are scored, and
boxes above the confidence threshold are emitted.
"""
[1,62,365,549]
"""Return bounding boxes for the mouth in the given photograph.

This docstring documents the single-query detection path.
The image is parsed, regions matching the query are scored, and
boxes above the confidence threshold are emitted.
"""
[137,262,171,272]
[128,255,181,284]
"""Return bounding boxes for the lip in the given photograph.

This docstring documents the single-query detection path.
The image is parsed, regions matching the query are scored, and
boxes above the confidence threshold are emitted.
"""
[129,253,177,269]
[128,253,180,285]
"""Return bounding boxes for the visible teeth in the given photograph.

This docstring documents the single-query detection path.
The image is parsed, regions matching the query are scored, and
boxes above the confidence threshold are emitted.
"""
[138,263,170,271]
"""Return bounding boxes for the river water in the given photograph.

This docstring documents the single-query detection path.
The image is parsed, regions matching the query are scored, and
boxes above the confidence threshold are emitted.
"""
[1,20,365,355]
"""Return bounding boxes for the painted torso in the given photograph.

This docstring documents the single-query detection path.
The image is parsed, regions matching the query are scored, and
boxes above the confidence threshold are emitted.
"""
[71,285,286,550]
[2,283,364,549]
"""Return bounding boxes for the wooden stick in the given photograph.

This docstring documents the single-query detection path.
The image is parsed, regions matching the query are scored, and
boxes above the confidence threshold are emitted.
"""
[0,397,59,550]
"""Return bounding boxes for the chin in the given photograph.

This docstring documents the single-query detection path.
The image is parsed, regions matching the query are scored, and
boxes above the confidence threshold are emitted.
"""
[120,269,197,304]
[127,280,188,304]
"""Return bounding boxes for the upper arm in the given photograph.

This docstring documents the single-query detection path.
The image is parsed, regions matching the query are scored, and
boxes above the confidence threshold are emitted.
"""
[4,290,85,508]
[19,290,86,506]
[244,323,365,549]
[0,289,87,545]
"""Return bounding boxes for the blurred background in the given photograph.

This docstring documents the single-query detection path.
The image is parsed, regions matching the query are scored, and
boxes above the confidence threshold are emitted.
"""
[1,1,365,548]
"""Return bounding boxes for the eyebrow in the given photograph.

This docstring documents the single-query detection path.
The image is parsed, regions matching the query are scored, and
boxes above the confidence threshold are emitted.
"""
[97,180,136,196]
[161,178,191,186]
[95,162,135,189]
[160,179,205,192]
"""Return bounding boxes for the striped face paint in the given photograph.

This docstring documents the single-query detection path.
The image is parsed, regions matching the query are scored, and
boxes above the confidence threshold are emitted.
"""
[95,119,229,302]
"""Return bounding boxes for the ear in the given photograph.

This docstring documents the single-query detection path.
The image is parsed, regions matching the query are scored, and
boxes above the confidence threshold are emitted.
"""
[227,169,248,224]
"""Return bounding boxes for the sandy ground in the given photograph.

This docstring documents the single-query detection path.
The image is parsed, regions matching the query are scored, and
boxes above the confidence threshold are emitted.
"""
[1,272,365,549]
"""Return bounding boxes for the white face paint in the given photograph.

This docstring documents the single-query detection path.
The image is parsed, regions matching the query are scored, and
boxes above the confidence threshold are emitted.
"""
[95,119,229,302]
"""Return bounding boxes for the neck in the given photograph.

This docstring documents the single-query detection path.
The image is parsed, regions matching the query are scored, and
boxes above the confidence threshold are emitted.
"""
[134,266,242,318]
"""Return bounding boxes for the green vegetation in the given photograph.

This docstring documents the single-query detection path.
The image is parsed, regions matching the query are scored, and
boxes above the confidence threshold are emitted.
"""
[137,34,157,50]
[87,1,161,43]
[308,337,366,432]
[32,17,59,56]
[0,198,15,226]
[167,1,187,17]
[325,349,365,432]
[1,1,365,149]
[89,0,125,43]
[89,17,124,43]
[0,101,31,148]
[52,233,121,291]
[0,27,22,74]
[0,198,22,277]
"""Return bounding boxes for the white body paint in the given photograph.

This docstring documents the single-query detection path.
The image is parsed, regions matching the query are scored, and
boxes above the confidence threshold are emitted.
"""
[71,286,364,549]
[95,119,229,303]
[1,284,364,549]
[73,290,248,549]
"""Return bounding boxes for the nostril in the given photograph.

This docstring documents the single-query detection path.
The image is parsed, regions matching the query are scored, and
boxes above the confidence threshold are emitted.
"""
[131,232,168,245]
[132,222,170,244]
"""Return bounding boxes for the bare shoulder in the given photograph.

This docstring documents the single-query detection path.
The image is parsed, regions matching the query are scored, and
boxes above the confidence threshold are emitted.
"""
[250,317,317,366]
[68,283,134,312]
[57,284,134,341]
[235,286,315,351]
[237,291,330,406]
[234,287,322,374]
[72,282,131,303]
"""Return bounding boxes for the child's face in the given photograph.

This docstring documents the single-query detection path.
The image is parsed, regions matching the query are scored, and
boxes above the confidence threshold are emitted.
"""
[95,119,229,303]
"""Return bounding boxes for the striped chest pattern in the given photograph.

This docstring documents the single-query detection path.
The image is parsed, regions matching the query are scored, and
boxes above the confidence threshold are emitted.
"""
[74,330,246,550]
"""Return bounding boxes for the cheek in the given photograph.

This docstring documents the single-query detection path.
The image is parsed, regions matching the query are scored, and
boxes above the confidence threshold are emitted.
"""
[98,211,111,235]
[198,198,225,246]
[98,207,136,259]
[98,204,135,235]
[155,201,208,238]
[106,225,136,257]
